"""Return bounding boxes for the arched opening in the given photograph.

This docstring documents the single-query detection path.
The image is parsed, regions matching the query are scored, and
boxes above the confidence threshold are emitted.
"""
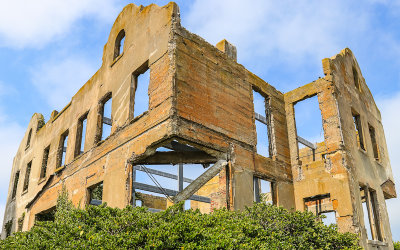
[114,29,125,60]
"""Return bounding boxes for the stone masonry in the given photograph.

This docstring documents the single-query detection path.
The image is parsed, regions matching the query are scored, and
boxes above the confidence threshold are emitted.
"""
[1,3,396,249]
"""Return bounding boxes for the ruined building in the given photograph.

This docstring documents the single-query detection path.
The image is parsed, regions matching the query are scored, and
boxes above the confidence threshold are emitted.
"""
[1,3,396,249]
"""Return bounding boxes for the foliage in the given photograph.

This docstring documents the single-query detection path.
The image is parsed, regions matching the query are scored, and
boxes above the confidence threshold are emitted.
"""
[1,189,360,249]
[394,241,400,250]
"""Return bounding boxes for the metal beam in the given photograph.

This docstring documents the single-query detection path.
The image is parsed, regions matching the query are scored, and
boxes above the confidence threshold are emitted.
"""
[133,182,210,203]
[103,117,112,126]
[133,165,193,183]
[137,151,217,165]
[173,160,228,203]
[255,112,268,125]
[297,136,317,150]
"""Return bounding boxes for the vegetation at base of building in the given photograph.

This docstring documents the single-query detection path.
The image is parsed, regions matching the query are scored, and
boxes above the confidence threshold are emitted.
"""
[1,189,360,249]
[394,241,400,250]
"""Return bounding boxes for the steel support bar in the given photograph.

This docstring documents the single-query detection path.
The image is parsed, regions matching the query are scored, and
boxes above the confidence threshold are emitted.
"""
[297,136,317,150]
[255,112,268,125]
[172,160,228,203]
[133,182,211,203]
[103,117,112,126]
[133,165,193,183]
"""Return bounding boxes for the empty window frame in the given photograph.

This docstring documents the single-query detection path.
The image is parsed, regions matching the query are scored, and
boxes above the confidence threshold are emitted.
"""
[352,111,365,150]
[304,193,336,225]
[98,93,112,142]
[360,186,382,241]
[75,113,88,157]
[11,171,20,199]
[113,29,125,60]
[23,161,32,192]
[57,130,69,168]
[88,182,103,206]
[26,129,32,149]
[253,176,274,205]
[253,89,271,157]
[35,207,56,223]
[133,62,150,118]
[40,146,50,179]
[352,66,360,91]
[4,220,12,237]
[368,124,380,161]
[294,95,323,161]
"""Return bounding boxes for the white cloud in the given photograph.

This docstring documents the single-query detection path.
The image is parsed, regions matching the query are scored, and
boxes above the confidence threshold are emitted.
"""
[30,56,97,112]
[378,92,400,241]
[185,0,369,65]
[0,0,121,48]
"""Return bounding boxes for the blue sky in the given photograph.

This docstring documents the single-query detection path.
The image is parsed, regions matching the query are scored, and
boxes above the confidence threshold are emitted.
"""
[0,0,399,241]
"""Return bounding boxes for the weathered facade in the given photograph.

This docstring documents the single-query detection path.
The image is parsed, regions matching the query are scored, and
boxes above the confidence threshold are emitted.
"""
[1,3,396,249]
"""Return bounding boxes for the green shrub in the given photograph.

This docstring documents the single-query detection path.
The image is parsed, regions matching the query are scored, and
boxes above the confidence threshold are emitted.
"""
[1,190,360,249]
[394,241,400,250]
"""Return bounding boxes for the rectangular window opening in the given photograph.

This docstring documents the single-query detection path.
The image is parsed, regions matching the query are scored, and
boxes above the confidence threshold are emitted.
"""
[4,220,12,237]
[304,194,336,225]
[75,113,88,157]
[35,207,56,223]
[368,124,380,161]
[88,182,103,206]
[253,176,274,205]
[57,130,69,168]
[133,63,150,118]
[100,95,112,141]
[23,161,32,192]
[352,111,365,150]
[40,146,50,179]
[253,89,270,158]
[11,171,20,199]
[360,186,382,241]
[294,95,324,162]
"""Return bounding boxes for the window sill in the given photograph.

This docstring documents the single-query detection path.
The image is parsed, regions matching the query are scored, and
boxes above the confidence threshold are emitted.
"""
[38,177,47,185]
[25,145,30,151]
[21,189,28,196]
[367,240,387,246]
[110,52,124,67]
[55,166,65,173]
[358,148,368,155]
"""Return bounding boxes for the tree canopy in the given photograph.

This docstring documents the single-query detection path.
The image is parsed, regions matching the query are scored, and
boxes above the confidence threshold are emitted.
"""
[1,190,360,249]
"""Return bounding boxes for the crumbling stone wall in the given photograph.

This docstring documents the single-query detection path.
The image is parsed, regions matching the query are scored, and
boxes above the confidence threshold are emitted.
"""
[1,3,396,249]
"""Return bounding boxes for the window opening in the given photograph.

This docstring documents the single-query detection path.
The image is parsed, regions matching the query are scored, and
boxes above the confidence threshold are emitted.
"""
[353,66,360,90]
[294,95,324,162]
[352,111,365,150]
[100,95,112,141]
[304,194,336,224]
[89,182,103,206]
[35,207,56,223]
[133,63,150,118]
[57,130,69,168]
[75,113,88,157]
[4,220,12,237]
[40,146,50,179]
[253,177,274,204]
[26,129,32,149]
[113,29,125,60]
[11,171,20,199]
[17,215,24,232]
[253,89,270,157]
[368,124,380,161]
[360,186,382,241]
[23,161,32,192]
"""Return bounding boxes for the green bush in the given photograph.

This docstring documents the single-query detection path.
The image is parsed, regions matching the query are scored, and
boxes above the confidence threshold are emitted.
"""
[1,190,360,249]
[394,241,400,250]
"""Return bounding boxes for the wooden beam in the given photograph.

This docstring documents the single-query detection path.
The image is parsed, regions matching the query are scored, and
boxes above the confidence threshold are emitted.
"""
[138,151,217,165]
[173,160,228,203]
